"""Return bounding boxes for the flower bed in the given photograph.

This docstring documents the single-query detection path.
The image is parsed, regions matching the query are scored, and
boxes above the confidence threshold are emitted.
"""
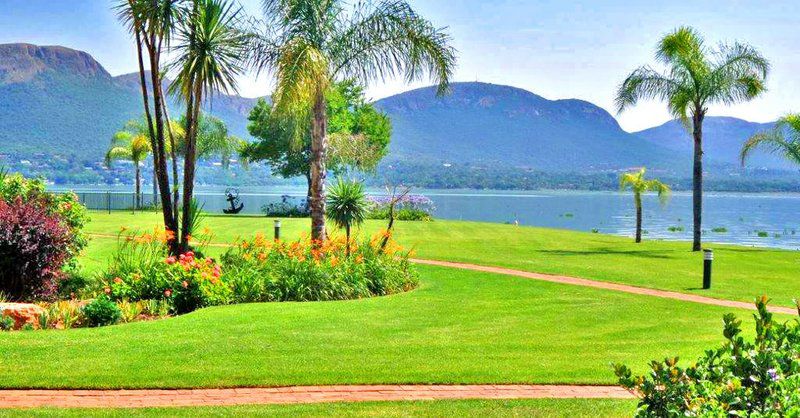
[366,194,435,221]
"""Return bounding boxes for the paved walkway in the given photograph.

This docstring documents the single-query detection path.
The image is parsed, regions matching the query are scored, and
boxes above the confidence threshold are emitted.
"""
[412,258,798,316]
[0,385,632,408]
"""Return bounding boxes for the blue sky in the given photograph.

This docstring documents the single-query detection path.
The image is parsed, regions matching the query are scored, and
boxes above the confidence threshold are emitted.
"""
[0,0,797,131]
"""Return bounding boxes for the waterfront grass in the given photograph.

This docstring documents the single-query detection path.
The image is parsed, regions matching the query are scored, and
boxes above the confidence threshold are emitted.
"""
[83,211,800,307]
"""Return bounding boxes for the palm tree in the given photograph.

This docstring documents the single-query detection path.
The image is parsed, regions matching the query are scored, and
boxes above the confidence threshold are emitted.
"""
[741,114,800,169]
[250,0,456,242]
[616,27,769,251]
[326,178,368,256]
[169,0,247,250]
[105,130,152,209]
[620,168,670,243]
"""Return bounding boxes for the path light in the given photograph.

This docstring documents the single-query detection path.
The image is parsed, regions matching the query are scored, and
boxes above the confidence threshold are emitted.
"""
[274,219,281,241]
[703,249,714,290]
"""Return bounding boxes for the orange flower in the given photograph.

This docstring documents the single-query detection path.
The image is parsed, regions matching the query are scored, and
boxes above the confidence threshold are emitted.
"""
[113,277,123,284]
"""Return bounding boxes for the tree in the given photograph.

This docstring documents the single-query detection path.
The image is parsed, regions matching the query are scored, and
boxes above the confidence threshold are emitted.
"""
[177,113,247,169]
[169,0,247,250]
[616,27,769,251]
[105,125,152,209]
[620,168,670,243]
[249,0,456,241]
[741,114,800,169]
[326,178,368,256]
[244,81,391,197]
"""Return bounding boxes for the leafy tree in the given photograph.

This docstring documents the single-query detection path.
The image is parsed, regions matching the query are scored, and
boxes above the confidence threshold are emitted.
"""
[619,168,670,243]
[177,113,247,169]
[105,126,152,209]
[244,81,391,197]
[326,178,368,255]
[249,0,456,241]
[741,114,800,168]
[616,27,769,251]
[169,0,247,250]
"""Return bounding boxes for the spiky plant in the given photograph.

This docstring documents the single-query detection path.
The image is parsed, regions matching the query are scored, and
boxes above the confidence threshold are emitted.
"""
[326,178,368,255]
[249,0,457,242]
[616,27,769,251]
[620,168,671,243]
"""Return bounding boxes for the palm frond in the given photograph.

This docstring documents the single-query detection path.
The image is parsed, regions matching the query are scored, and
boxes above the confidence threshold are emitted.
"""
[615,67,681,114]
[741,119,800,167]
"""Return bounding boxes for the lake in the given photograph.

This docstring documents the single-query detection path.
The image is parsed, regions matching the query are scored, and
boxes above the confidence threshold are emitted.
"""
[55,186,800,250]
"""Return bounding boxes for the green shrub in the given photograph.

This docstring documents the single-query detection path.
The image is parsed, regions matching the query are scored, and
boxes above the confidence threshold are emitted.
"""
[365,195,434,222]
[614,297,800,417]
[82,295,122,327]
[711,227,728,233]
[757,231,769,238]
[667,226,684,232]
[0,315,13,331]
[222,234,418,303]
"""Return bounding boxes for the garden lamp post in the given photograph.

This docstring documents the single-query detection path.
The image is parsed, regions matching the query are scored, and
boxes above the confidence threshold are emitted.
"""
[703,249,713,289]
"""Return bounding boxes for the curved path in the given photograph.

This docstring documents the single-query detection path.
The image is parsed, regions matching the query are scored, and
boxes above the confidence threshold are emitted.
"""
[0,385,632,408]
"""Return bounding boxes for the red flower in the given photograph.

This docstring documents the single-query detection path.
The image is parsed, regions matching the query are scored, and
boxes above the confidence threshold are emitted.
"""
[113,277,123,284]
[103,286,111,295]
[165,256,176,265]
[164,289,172,297]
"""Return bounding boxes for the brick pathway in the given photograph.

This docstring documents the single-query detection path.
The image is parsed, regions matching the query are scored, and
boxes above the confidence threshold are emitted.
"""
[0,385,632,408]
[411,258,798,316]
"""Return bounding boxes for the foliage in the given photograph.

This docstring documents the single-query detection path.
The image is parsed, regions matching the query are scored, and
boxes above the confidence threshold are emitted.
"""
[326,178,369,249]
[615,297,800,417]
[82,295,122,327]
[366,194,435,221]
[221,234,418,303]
[0,315,13,331]
[261,195,310,218]
[741,113,800,168]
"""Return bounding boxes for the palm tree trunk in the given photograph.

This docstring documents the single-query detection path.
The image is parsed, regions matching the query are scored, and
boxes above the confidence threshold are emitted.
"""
[134,163,141,210]
[180,81,202,250]
[634,192,642,243]
[133,26,159,210]
[692,112,704,252]
[309,90,328,242]
[159,82,180,224]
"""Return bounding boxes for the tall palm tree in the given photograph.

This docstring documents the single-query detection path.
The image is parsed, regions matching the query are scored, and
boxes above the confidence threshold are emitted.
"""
[620,168,670,243]
[250,0,456,242]
[169,0,247,250]
[741,114,800,168]
[105,130,152,209]
[616,27,769,251]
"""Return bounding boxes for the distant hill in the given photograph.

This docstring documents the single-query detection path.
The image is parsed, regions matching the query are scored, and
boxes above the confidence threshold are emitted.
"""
[375,82,679,172]
[634,117,786,170]
[0,43,257,162]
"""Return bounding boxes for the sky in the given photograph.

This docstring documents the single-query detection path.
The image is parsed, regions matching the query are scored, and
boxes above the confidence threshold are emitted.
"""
[0,0,797,131]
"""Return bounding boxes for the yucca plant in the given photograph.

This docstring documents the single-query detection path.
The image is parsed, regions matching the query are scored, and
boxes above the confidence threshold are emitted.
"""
[326,178,368,255]
[620,168,670,243]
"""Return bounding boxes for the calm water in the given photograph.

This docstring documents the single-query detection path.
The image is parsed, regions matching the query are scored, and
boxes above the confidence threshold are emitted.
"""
[55,186,800,250]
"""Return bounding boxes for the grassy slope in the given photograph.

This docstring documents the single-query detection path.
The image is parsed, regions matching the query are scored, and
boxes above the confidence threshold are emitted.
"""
[0,265,780,389]
[0,399,637,417]
[84,212,800,307]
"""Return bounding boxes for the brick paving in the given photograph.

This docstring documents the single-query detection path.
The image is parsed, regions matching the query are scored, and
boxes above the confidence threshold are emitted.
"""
[0,385,632,408]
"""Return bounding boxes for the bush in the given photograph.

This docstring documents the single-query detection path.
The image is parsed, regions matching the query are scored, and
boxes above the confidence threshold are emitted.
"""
[261,195,310,217]
[82,295,122,327]
[366,194,434,221]
[222,234,418,303]
[0,197,72,300]
[614,297,800,417]
[103,230,229,314]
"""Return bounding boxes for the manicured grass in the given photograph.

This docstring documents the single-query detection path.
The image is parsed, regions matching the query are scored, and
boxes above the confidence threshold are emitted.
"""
[0,399,637,417]
[0,265,782,389]
[83,211,800,307]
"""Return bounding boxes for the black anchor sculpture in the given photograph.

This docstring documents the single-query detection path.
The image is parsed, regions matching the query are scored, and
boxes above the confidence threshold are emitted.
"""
[223,188,244,214]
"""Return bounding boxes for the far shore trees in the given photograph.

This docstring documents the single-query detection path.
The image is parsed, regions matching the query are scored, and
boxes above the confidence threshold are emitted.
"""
[248,0,456,242]
[620,168,670,243]
[616,27,769,251]
[741,114,800,169]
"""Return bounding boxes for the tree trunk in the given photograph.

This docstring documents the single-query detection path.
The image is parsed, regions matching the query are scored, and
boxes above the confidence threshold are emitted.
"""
[159,81,180,224]
[180,81,202,250]
[345,224,351,256]
[309,90,328,242]
[133,26,159,210]
[692,111,704,252]
[134,163,141,210]
[305,170,312,199]
[634,192,642,243]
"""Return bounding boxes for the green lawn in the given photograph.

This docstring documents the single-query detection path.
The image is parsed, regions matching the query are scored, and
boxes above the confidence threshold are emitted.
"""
[83,211,800,307]
[0,399,637,417]
[0,264,781,389]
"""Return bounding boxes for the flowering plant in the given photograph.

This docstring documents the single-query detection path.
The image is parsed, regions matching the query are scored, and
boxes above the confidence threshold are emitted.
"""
[366,194,435,221]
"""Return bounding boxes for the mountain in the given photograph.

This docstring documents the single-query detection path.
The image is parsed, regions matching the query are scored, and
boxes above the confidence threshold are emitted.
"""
[0,43,258,163]
[375,82,678,172]
[634,117,787,170]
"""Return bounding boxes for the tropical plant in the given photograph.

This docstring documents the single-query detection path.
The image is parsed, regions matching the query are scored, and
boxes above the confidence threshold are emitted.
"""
[741,113,800,169]
[616,26,769,251]
[82,295,123,327]
[169,0,248,251]
[326,178,369,255]
[249,0,456,241]
[619,168,670,243]
[105,128,152,209]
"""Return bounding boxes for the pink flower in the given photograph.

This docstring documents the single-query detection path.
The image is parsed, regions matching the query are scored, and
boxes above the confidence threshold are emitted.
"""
[104,287,111,295]
[113,277,123,284]
[165,256,176,265]
[182,280,189,289]
[186,251,195,259]
[164,289,172,297]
